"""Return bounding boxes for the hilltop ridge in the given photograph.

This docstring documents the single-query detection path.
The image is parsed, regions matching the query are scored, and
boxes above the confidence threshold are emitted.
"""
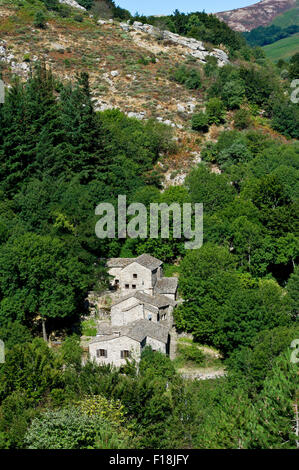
[215,0,297,32]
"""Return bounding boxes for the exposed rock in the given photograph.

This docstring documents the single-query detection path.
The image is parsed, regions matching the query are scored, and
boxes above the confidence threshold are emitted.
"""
[190,151,202,164]
[119,22,130,32]
[50,42,65,53]
[93,99,115,112]
[58,0,86,11]
[110,70,119,77]
[0,41,30,77]
[130,21,229,67]
[98,19,113,25]
[127,111,146,120]
[156,117,183,129]
[177,103,186,113]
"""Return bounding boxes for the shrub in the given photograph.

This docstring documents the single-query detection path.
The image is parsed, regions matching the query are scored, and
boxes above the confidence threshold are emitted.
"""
[234,108,252,130]
[178,344,205,365]
[82,319,97,336]
[206,98,226,125]
[24,406,130,449]
[191,112,209,132]
[33,11,47,29]
[170,65,201,90]
[74,15,84,22]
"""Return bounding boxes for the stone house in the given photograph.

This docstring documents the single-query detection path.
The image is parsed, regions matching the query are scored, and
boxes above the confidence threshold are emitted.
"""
[107,253,177,299]
[89,319,170,368]
[89,254,178,367]
[110,290,176,326]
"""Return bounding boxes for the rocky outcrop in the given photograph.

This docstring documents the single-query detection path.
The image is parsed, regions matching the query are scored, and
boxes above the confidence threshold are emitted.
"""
[121,21,229,67]
[0,40,31,76]
[215,0,297,32]
[58,0,86,11]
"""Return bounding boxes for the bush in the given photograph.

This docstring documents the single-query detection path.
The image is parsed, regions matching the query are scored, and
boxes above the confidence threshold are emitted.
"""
[206,98,226,125]
[33,11,47,29]
[81,319,97,336]
[234,109,252,130]
[24,406,130,449]
[178,344,205,365]
[74,15,84,22]
[191,112,209,132]
[170,65,201,90]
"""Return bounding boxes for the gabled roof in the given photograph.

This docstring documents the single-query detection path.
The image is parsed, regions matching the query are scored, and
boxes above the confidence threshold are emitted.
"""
[124,319,169,344]
[155,277,178,294]
[107,258,135,268]
[133,254,163,271]
[90,319,169,345]
[107,254,162,272]
[111,290,176,308]
[134,291,176,308]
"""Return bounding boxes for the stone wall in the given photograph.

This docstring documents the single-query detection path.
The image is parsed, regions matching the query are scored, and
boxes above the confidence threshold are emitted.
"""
[111,302,144,326]
[89,335,141,367]
[120,262,154,295]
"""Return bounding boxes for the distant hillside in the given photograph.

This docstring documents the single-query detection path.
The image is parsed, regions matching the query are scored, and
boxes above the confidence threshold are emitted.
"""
[271,0,299,27]
[215,0,296,32]
[263,32,299,60]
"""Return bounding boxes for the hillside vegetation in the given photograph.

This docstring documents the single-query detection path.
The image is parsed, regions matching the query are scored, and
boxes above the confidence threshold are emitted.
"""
[263,33,299,60]
[0,0,298,450]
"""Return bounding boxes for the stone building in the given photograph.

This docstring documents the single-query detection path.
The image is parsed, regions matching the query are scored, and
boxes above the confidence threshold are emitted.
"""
[89,254,178,367]
[89,320,170,368]
[106,253,177,299]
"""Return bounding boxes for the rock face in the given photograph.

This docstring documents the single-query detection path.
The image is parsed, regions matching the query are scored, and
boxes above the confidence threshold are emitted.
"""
[215,0,297,32]
[0,40,30,76]
[121,21,229,67]
[58,0,86,11]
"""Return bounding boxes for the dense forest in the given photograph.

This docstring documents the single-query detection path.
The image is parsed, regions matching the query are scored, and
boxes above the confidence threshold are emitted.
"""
[0,0,298,450]
[244,24,299,47]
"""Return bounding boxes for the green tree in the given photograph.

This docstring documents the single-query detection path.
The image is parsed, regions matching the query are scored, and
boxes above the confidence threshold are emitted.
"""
[185,164,236,213]
[24,406,131,449]
[0,338,63,400]
[0,233,91,339]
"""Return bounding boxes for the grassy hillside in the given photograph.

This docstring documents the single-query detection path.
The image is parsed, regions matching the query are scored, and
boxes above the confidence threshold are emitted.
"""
[263,32,299,60]
[271,0,299,27]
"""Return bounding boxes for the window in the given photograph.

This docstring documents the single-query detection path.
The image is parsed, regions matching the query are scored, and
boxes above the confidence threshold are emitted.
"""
[132,284,136,289]
[125,284,129,289]
[133,273,137,279]
[148,314,152,321]
[121,350,131,359]
[96,349,107,358]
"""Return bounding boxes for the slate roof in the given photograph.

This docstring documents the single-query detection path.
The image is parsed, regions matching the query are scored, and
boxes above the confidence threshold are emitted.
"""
[90,320,169,345]
[124,319,169,344]
[133,254,163,271]
[107,254,162,271]
[134,291,176,308]
[155,277,178,294]
[112,290,176,308]
[106,258,135,268]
